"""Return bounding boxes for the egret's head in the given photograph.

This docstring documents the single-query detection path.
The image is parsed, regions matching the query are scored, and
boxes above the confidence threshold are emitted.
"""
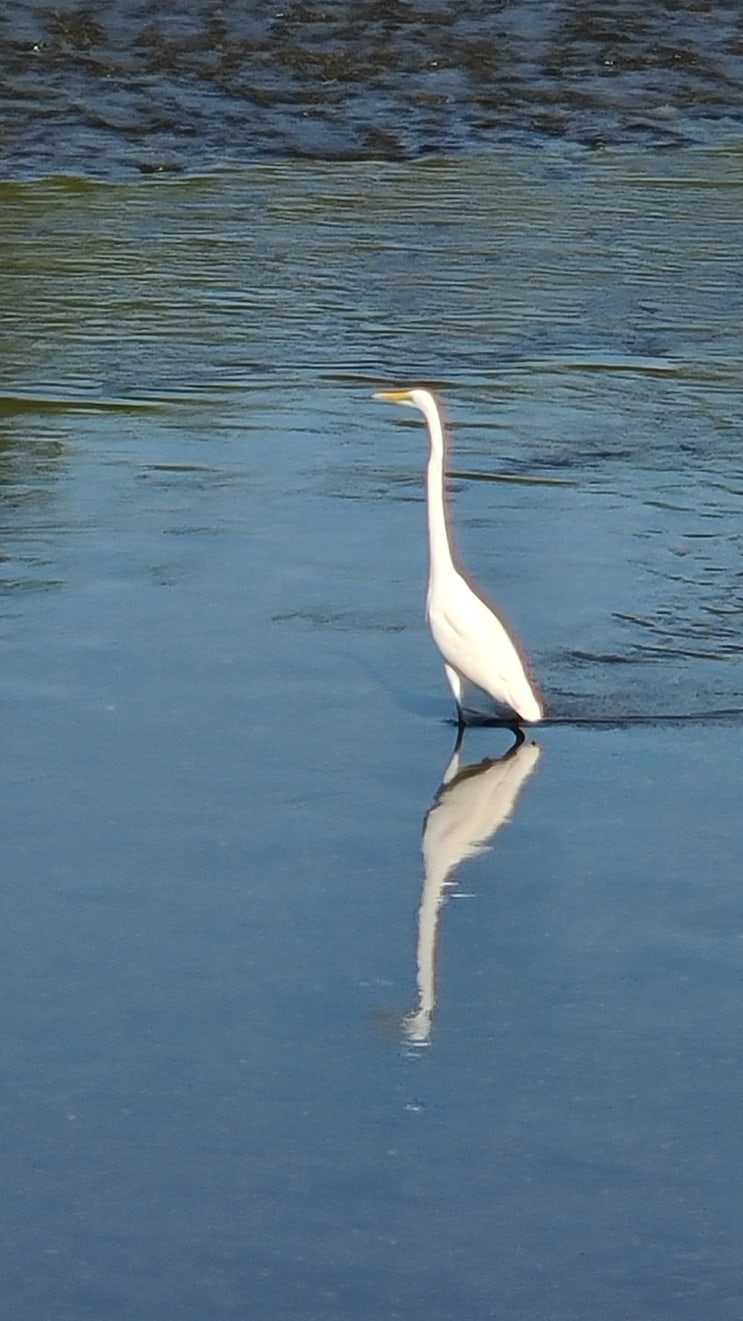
[373,387,434,411]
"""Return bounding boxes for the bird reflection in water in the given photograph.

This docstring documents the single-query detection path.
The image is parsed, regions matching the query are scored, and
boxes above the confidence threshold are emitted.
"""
[403,729,541,1047]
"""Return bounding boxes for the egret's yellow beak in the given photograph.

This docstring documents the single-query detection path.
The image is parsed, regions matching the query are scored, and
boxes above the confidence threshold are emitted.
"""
[373,389,413,403]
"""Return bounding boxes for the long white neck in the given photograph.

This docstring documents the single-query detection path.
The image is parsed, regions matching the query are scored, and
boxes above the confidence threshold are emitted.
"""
[419,393,455,587]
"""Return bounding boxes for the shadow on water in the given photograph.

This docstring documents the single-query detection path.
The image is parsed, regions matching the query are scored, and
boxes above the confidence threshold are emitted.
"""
[460,706,743,729]
[0,394,167,415]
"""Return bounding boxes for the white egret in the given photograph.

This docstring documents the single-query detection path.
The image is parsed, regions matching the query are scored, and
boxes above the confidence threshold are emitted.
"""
[374,387,544,726]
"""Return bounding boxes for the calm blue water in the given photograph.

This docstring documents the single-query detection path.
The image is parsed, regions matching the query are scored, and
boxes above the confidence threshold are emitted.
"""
[1,150,742,1318]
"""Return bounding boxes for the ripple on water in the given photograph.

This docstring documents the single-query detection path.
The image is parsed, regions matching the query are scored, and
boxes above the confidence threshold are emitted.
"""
[0,2,743,174]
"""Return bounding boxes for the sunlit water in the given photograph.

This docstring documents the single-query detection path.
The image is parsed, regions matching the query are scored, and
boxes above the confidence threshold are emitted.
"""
[1,151,742,1319]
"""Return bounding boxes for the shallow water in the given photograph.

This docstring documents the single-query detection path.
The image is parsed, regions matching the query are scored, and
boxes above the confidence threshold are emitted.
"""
[1,151,742,1318]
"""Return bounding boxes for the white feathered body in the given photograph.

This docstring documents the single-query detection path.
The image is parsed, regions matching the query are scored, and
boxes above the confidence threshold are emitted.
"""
[375,386,544,725]
[427,564,542,723]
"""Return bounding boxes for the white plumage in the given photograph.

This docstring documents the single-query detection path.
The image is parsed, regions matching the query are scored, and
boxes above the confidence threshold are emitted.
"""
[374,387,543,726]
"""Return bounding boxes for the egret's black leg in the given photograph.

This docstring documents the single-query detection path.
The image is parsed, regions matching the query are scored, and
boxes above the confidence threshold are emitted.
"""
[507,721,526,751]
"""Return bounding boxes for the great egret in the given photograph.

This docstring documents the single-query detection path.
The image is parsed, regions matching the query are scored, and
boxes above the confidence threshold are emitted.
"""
[374,387,543,726]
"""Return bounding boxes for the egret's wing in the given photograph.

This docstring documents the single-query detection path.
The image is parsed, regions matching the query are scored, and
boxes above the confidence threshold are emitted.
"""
[429,575,541,719]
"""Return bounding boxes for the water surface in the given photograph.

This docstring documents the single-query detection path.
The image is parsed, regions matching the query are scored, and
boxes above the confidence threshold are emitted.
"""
[1,151,742,1318]
[1,1,743,173]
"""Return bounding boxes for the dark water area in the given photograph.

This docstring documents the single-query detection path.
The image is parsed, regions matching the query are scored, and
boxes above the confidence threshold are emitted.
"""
[2,0,743,175]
